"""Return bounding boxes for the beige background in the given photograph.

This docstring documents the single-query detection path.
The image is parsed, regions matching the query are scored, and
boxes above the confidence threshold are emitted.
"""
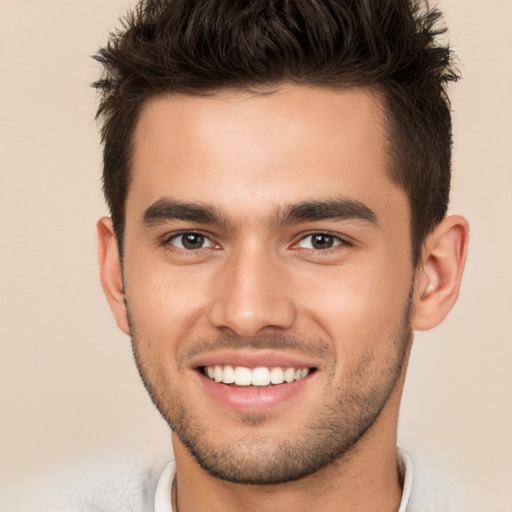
[0,0,511,509]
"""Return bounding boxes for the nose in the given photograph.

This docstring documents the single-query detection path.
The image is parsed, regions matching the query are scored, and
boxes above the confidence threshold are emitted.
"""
[208,243,297,337]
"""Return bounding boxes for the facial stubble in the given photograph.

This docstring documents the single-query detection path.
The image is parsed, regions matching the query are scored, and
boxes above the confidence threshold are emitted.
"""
[127,287,413,485]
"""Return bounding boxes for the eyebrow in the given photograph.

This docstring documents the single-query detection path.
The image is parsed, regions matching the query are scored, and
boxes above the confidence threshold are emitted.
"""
[274,198,378,227]
[142,198,229,227]
[141,197,378,228]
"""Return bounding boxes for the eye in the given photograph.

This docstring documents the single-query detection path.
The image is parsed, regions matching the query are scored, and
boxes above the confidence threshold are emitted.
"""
[296,233,343,250]
[167,232,215,250]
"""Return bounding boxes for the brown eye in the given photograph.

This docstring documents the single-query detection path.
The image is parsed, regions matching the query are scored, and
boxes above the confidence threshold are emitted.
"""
[169,232,214,250]
[311,234,335,249]
[297,233,342,250]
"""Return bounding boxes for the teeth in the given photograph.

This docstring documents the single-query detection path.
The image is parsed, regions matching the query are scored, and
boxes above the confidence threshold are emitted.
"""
[284,367,295,383]
[203,365,311,386]
[269,367,285,384]
[234,366,252,386]
[223,365,235,384]
[252,367,271,386]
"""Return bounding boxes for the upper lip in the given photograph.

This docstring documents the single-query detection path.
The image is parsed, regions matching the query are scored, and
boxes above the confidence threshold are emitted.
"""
[189,349,321,370]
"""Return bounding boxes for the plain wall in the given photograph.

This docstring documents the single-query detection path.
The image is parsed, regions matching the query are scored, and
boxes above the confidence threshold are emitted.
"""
[1,0,511,509]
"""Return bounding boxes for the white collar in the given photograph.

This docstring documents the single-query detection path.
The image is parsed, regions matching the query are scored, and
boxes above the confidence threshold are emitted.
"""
[397,447,413,512]
[154,448,413,512]
[154,460,175,512]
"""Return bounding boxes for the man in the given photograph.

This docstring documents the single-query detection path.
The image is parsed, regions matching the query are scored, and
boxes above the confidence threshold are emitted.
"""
[94,0,469,510]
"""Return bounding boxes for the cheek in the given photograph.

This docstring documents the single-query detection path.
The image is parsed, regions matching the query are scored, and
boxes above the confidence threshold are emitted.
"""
[123,254,216,352]
[294,256,412,359]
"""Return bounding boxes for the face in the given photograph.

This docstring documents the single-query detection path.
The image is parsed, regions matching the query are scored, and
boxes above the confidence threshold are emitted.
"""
[120,86,415,484]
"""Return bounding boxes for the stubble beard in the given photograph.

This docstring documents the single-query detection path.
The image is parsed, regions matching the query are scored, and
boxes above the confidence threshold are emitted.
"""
[128,289,412,485]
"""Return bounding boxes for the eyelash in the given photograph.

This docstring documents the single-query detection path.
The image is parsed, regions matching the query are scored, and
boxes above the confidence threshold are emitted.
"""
[291,232,351,254]
[162,231,350,253]
[162,231,218,251]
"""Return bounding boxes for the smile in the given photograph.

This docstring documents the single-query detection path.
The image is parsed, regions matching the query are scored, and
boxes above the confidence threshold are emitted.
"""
[191,350,321,412]
[202,365,312,387]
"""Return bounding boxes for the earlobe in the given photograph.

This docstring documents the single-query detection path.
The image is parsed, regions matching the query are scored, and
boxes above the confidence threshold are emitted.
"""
[97,217,131,335]
[412,215,469,331]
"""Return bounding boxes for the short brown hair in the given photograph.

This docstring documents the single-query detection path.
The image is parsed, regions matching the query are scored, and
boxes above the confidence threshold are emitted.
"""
[93,0,459,263]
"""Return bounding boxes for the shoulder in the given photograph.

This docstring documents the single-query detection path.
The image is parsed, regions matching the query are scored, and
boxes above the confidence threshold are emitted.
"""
[1,458,164,512]
[404,449,470,512]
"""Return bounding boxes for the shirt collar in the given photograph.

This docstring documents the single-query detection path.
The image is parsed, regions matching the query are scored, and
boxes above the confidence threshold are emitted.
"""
[397,447,413,512]
[154,460,175,512]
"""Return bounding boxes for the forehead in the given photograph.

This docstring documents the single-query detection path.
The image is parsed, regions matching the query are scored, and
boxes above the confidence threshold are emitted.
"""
[128,85,406,224]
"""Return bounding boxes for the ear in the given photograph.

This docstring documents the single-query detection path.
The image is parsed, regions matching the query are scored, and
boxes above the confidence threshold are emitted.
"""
[412,215,469,331]
[97,217,130,335]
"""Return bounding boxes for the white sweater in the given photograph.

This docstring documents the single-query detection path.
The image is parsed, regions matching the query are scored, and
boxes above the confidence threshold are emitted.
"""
[0,449,469,512]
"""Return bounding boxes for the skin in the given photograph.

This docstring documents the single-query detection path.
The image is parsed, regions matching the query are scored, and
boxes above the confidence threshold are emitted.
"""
[98,85,469,512]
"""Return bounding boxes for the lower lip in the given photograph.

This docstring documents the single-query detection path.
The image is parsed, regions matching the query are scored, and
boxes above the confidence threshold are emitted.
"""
[196,370,314,413]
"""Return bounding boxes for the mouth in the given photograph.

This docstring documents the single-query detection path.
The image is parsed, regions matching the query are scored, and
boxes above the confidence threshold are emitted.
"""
[201,365,316,388]
[189,350,321,412]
